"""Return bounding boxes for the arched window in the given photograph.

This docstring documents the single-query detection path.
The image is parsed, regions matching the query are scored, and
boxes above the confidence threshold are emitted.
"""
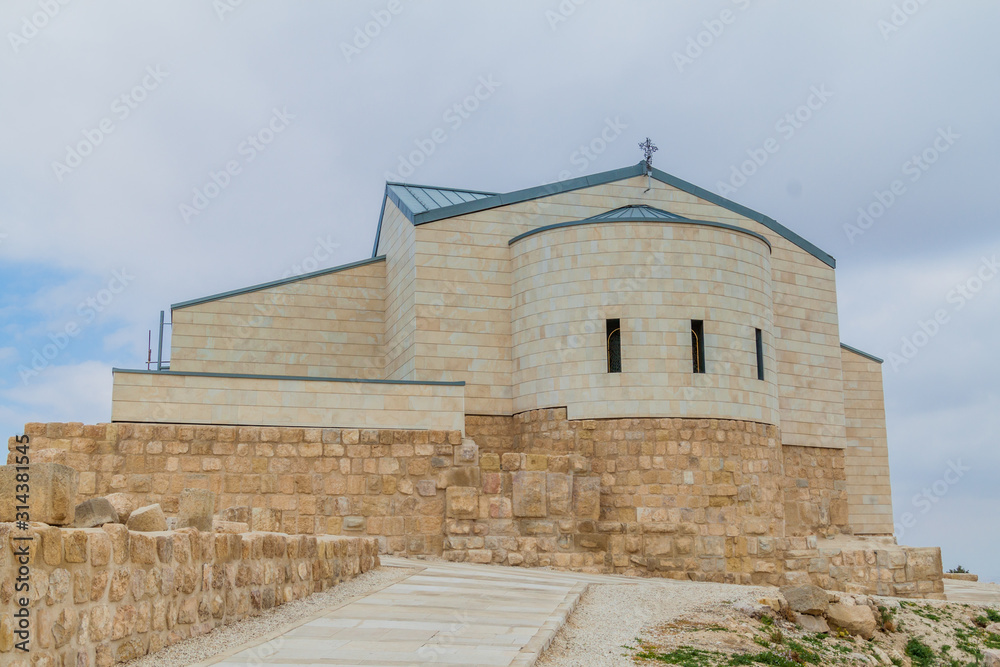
[691,320,705,374]
[606,319,621,373]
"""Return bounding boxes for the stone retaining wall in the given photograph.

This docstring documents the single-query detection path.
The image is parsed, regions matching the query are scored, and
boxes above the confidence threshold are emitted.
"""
[0,523,378,666]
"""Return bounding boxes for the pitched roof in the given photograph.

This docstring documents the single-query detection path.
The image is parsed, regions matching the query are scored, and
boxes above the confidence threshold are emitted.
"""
[386,183,497,217]
[581,204,694,222]
[373,162,836,268]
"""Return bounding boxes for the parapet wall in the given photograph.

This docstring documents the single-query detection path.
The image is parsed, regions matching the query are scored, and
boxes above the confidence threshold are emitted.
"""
[0,522,378,666]
[10,417,943,599]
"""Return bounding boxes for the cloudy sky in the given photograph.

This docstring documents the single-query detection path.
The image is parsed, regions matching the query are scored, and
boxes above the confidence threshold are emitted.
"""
[1,2,997,581]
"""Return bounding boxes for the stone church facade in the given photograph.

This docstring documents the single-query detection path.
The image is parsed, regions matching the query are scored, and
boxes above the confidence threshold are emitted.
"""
[30,162,941,595]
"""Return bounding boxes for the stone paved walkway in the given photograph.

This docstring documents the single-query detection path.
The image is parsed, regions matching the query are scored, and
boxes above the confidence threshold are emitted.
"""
[200,558,623,667]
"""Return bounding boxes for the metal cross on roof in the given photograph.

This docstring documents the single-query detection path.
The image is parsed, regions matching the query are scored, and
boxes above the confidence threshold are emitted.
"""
[639,137,658,170]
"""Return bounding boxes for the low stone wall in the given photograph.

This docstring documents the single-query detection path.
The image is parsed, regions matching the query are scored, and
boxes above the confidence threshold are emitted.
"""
[14,422,463,555]
[784,536,945,598]
[0,522,378,666]
[10,417,944,599]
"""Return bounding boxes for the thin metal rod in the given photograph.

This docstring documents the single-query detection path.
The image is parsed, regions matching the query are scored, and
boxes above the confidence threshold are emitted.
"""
[156,310,165,371]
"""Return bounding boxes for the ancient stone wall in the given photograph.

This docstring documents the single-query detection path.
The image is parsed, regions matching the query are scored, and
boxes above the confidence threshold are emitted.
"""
[780,445,850,538]
[10,419,944,599]
[14,422,464,556]
[0,522,377,666]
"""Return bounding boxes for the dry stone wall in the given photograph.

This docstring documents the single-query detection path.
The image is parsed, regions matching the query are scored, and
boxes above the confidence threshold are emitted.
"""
[0,522,377,667]
[10,417,943,599]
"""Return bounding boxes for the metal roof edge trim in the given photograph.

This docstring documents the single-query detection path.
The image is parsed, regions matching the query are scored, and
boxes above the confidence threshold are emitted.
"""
[112,368,466,386]
[840,343,884,364]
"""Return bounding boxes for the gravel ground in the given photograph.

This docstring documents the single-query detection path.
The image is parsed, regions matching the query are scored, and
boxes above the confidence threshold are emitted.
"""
[536,578,774,667]
[124,565,417,667]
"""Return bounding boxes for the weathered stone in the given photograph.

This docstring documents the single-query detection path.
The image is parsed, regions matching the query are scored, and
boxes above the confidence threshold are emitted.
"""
[572,476,601,520]
[213,520,249,534]
[104,493,139,523]
[826,603,877,640]
[0,463,78,525]
[73,498,119,528]
[780,584,830,616]
[512,471,547,518]
[126,504,167,532]
[102,523,130,563]
[983,649,1000,667]
[221,506,251,524]
[446,487,479,519]
[546,473,573,516]
[416,480,437,497]
[792,611,830,633]
[178,489,216,532]
[251,507,281,532]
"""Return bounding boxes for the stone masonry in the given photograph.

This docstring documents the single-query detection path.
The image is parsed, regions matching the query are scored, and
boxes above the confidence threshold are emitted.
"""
[0,520,377,666]
[9,416,943,599]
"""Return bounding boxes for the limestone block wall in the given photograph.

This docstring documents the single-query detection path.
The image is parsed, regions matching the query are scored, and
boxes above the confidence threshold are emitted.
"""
[840,347,894,535]
[0,523,377,666]
[377,200,419,381]
[14,423,465,556]
[780,445,849,538]
[170,258,386,380]
[396,175,848,444]
[509,222,778,424]
[111,370,465,432]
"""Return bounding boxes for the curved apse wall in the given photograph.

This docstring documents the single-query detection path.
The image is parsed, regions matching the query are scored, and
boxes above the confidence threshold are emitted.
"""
[509,219,779,425]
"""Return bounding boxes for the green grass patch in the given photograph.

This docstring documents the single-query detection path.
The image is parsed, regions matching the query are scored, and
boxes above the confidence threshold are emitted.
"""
[905,637,936,667]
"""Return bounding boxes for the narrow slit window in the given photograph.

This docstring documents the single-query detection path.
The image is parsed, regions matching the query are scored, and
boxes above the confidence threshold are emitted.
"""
[691,320,705,374]
[606,318,621,373]
[755,328,765,381]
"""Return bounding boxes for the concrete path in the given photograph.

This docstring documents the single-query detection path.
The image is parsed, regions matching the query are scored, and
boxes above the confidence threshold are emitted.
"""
[944,578,1000,605]
[201,558,622,667]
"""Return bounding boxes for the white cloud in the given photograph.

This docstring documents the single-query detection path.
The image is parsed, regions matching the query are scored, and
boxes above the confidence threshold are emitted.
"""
[0,361,112,438]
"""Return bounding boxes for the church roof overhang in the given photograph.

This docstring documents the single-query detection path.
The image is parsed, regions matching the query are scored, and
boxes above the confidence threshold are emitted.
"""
[373,161,836,268]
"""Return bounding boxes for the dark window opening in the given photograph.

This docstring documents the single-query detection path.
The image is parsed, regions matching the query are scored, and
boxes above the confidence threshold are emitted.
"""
[607,318,621,373]
[691,320,705,374]
[755,328,765,381]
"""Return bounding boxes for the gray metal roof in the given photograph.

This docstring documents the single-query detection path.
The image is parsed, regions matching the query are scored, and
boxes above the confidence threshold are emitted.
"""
[386,183,496,217]
[581,204,694,222]
[373,163,837,268]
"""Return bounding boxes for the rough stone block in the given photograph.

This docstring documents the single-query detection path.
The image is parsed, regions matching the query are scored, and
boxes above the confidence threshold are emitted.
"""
[572,476,601,520]
[126,504,167,532]
[780,584,830,616]
[105,493,139,523]
[0,463,78,525]
[512,471,547,518]
[221,506,251,525]
[178,489,216,532]
[546,473,573,516]
[251,507,281,532]
[454,438,479,465]
[74,498,119,528]
[446,487,479,519]
[826,603,876,639]
[213,520,249,533]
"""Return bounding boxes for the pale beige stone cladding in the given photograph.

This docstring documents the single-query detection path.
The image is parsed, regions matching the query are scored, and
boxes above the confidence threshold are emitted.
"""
[780,445,849,537]
[110,370,465,432]
[0,522,377,666]
[840,347,894,535]
[509,222,778,423]
[13,423,463,556]
[400,175,847,445]
[376,199,418,380]
[170,258,385,380]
